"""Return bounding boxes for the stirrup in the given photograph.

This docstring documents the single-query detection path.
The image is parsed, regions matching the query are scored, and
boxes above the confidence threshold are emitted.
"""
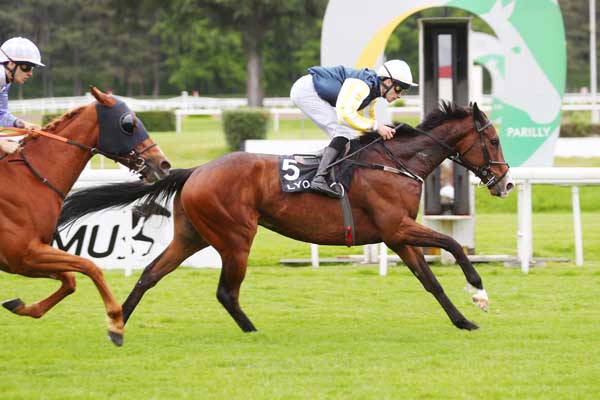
[311,179,343,198]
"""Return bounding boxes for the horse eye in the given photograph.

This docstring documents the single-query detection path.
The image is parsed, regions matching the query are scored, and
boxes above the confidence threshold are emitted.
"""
[120,113,136,134]
[490,138,500,146]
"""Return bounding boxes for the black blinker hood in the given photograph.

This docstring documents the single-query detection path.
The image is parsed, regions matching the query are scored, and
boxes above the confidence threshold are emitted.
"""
[96,100,149,155]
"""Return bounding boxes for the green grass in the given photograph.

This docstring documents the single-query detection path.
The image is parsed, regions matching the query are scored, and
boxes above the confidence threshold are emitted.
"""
[1,261,599,399]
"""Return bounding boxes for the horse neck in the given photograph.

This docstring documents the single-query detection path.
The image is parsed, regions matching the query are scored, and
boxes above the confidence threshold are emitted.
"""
[27,109,98,195]
[385,118,472,179]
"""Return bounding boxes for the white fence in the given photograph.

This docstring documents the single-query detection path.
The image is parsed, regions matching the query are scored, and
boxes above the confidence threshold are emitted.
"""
[511,167,600,273]
[12,92,600,115]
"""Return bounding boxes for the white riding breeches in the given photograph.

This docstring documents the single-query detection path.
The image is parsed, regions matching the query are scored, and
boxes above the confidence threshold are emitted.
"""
[290,74,358,140]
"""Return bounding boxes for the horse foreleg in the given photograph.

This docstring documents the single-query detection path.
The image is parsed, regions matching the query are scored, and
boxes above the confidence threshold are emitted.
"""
[15,244,124,346]
[398,220,489,312]
[2,272,76,318]
[391,244,479,330]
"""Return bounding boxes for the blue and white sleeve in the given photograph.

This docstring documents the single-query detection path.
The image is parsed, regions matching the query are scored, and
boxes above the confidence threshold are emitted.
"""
[0,87,18,127]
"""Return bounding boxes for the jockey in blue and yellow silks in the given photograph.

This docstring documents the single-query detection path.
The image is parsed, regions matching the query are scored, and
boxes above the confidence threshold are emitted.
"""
[290,59,418,198]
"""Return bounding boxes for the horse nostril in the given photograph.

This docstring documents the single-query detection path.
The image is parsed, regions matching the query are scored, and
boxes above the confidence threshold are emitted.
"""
[506,182,514,192]
[160,160,171,172]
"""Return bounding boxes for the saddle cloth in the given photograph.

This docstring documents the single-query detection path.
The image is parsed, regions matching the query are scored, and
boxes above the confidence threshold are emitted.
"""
[278,150,358,194]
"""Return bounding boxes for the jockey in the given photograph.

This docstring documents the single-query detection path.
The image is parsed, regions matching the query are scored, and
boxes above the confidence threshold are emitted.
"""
[290,59,418,198]
[0,37,44,154]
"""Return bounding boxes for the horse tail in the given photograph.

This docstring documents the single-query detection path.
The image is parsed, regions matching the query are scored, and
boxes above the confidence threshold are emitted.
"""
[57,167,196,230]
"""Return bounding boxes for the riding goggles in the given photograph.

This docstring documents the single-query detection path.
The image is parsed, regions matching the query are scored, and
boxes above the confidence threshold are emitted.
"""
[393,79,411,94]
[18,63,35,73]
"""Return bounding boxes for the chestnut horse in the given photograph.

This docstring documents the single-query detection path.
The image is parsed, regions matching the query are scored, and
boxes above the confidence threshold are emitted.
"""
[59,102,513,334]
[0,87,171,346]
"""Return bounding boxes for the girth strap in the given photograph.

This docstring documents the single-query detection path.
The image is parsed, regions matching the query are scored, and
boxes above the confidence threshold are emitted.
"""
[340,194,355,247]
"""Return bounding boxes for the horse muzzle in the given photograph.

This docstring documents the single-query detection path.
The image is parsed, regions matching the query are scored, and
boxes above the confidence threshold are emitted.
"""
[134,148,171,184]
[489,171,514,198]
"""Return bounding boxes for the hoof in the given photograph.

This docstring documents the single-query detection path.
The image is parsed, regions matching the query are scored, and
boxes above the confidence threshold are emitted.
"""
[455,319,479,331]
[2,298,25,314]
[107,331,124,347]
[471,288,489,312]
[472,295,489,312]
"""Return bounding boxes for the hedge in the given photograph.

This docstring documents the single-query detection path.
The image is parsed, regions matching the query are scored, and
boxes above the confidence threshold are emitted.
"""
[222,108,269,151]
[42,110,175,132]
[135,111,175,132]
[559,122,600,137]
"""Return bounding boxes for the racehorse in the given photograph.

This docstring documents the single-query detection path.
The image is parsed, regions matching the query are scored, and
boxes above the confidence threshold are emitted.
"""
[0,87,171,346]
[58,101,513,334]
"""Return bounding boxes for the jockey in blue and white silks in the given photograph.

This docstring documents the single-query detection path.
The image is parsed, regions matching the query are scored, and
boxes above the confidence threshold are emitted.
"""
[0,37,44,154]
[290,59,418,198]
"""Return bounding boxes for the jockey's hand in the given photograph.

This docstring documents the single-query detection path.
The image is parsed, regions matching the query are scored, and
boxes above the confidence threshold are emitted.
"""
[15,119,41,131]
[377,124,396,140]
[0,139,20,154]
[22,121,41,130]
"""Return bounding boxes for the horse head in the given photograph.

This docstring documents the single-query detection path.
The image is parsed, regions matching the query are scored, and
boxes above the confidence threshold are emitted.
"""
[453,102,513,197]
[90,86,171,183]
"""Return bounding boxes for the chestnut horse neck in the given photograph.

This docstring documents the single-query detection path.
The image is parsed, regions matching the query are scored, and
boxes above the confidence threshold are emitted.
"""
[19,104,101,197]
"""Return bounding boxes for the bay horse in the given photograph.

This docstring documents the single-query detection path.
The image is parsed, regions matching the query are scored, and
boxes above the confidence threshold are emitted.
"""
[0,87,171,346]
[58,101,513,334]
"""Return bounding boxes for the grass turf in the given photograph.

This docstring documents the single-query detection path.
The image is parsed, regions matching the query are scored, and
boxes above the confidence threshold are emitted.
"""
[1,213,600,399]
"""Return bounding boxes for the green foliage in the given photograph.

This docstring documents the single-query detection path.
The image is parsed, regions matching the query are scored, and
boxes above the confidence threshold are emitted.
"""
[222,108,269,150]
[136,111,175,132]
[41,113,63,126]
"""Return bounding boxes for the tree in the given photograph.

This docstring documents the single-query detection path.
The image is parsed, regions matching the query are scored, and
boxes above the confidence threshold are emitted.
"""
[195,0,326,106]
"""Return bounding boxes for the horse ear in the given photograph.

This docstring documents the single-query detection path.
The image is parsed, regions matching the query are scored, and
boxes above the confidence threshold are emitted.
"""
[472,101,482,119]
[89,86,117,106]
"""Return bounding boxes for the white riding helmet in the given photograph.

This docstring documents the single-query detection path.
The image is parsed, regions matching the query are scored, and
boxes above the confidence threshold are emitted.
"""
[377,59,417,88]
[0,37,45,66]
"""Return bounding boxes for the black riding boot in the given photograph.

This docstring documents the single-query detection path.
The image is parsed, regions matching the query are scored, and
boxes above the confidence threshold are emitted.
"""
[310,146,342,198]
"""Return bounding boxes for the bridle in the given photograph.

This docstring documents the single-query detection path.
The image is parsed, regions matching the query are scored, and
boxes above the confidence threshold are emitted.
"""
[457,119,510,187]
[0,126,156,198]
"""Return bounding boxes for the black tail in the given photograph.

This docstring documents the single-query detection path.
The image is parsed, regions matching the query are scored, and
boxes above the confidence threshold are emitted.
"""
[58,168,196,230]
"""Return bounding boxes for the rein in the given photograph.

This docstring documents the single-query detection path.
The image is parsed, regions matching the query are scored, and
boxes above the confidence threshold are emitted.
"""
[0,126,156,198]
[327,126,425,184]
[328,118,508,189]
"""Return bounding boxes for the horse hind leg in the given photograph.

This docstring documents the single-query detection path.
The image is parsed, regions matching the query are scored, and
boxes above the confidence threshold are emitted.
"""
[216,248,257,333]
[15,243,124,346]
[2,272,76,319]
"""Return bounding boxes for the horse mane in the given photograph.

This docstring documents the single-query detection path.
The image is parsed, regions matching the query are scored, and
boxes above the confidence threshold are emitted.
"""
[417,101,472,132]
[43,106,86,133]
[357,101,479,146]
